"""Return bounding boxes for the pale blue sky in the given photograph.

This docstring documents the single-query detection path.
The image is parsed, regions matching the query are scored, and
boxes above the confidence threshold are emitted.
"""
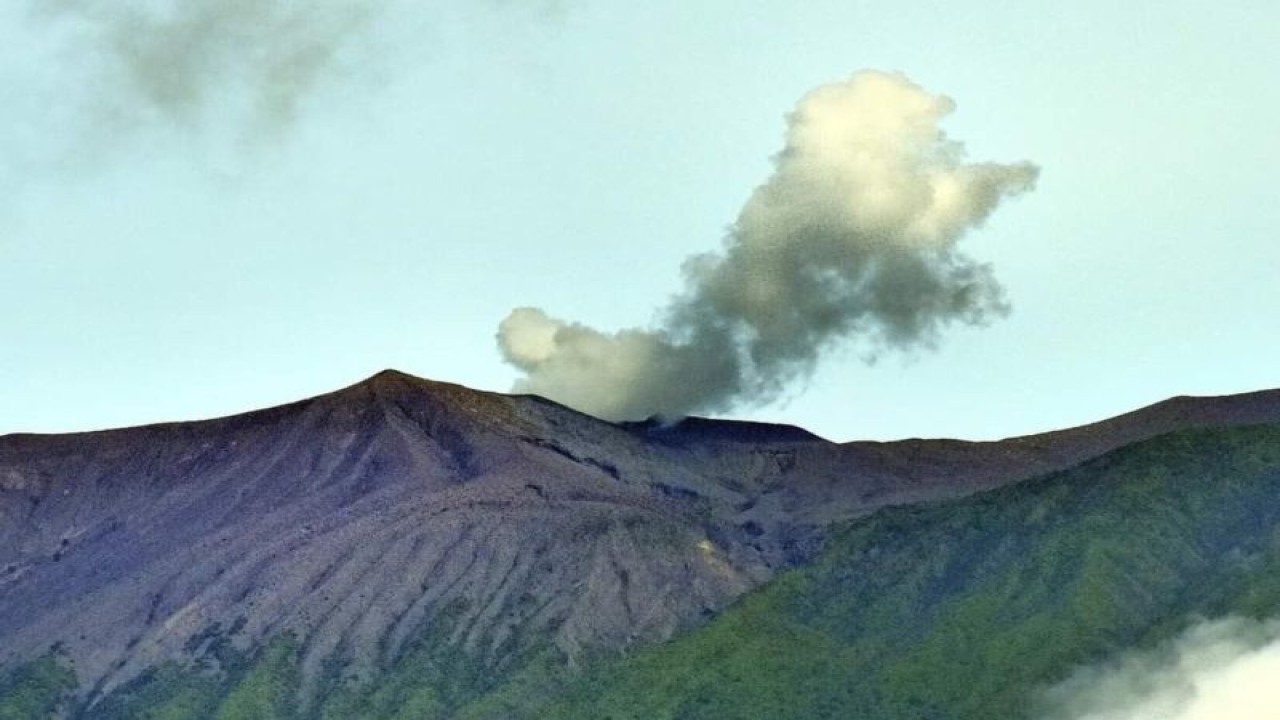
[1,0,1276,441]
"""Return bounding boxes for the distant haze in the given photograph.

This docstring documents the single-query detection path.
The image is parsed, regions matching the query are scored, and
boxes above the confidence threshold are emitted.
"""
[500,71,1039,421]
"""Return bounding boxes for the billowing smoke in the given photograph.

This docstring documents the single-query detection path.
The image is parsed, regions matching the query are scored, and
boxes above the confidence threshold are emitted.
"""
[1040,617,1280,720]
[32,0,388,139]
[499,70,1039,421]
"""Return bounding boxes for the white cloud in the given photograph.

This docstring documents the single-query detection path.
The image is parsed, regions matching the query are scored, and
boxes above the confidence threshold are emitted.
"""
[1040,617,1280,720]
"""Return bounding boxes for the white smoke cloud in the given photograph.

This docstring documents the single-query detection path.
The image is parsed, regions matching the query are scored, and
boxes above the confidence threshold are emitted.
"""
[499,70,1039,421]
[1040,617,1280,720]
[31,0,388,141]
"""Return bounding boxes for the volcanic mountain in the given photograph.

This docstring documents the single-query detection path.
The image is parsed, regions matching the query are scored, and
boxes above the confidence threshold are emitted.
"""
[3,370,1280,717]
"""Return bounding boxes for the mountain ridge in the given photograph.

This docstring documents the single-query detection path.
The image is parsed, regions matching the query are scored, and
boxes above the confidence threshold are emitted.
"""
[11,370,1277,458]
[4,370,1280,716]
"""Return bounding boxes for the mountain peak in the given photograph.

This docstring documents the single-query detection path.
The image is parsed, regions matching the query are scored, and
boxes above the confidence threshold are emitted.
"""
[332,368,482,404]
[323,368,541,438]
[349,368,444,391]
[363,368,423,384]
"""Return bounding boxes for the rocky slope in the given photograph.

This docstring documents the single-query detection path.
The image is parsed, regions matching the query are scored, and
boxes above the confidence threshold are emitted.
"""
[2,370,1279,714]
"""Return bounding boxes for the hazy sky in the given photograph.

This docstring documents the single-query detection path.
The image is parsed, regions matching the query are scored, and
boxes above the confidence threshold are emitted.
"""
[1,0,1276,441]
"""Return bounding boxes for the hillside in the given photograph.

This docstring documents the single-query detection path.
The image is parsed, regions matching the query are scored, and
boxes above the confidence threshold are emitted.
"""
[3,371,1280,717]
[526,423,1280,719]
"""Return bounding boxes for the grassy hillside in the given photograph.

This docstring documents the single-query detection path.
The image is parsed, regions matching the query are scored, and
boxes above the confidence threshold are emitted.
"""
[0,653,75,720]
[6,423,1280,719]
[518,423,1280,719]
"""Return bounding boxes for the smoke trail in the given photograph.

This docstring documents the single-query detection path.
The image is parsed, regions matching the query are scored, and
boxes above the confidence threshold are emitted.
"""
[31,0,388,140]
[499,70,1039,421]
[1039,617,1280,720]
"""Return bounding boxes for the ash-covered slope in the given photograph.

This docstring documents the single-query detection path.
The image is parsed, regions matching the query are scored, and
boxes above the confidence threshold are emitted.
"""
[2,371,1280,714]
[0,371,768,704]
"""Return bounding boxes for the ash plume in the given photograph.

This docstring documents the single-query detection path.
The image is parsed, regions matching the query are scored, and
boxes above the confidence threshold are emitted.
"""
[33,0,388,140]
[499,70,1039,421]
[1040,617,1280,720]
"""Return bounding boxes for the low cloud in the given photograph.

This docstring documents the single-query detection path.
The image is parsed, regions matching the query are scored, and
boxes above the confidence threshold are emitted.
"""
[499,70,1039,421]
[1040,616,1280,720]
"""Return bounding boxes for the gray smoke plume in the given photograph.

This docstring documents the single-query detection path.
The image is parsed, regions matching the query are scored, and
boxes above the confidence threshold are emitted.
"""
[1039,617,1280,720]
[499,70,1039,421]
[33,0,388,139]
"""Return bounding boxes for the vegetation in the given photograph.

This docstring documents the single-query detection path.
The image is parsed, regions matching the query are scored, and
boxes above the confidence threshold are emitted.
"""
[315,599,539,720]
[85,633,298,720]
[526,423,1280,719]
[0,651,75,720]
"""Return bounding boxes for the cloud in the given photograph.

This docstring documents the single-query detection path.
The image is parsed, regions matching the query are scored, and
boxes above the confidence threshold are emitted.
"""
[31,0,388,142]
[499,70,1039,421]
[1039,617,1280,720]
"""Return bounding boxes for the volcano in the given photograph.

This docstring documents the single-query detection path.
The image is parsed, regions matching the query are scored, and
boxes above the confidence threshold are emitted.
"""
[3,371,1280,717]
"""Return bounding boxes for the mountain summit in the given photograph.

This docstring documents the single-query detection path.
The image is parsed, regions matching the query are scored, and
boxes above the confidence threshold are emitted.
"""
[3,371,1280,716]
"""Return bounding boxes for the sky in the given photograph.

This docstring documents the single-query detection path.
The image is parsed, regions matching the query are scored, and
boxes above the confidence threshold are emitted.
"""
[1,0,1276,442]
